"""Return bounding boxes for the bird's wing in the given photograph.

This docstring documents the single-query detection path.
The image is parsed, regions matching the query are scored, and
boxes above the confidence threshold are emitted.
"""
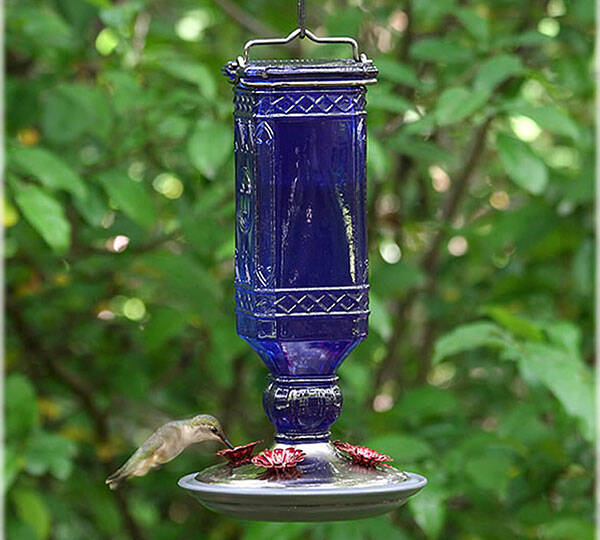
[111,425,172,479]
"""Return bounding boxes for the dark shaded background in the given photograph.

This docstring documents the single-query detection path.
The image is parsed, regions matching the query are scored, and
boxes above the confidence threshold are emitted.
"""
[5,0,594,539]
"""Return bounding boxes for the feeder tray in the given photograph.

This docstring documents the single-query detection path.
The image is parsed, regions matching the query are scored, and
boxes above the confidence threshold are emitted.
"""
[180,443,426,522]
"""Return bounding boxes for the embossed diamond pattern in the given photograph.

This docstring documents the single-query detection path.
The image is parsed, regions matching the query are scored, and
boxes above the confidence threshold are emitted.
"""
[272,291,368,314]
[235,288,369,315]
[234,91,366,116]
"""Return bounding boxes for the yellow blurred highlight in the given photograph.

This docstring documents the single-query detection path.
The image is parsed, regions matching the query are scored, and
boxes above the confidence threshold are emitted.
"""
[510,115,541,142]
[38,398,62,420]
[61,425,94,443]
[4,199,19,227]
[508,465,522,478]
[16,273,42,297]
[176,9,211,41]
[428,362,456,387]
[489,191,510,210]
[547,0,566,17]
[53,272,70,286]
[18,127,40,146]
[96,28,119,56]
[443,286,461,302]
[153,173,184,199]
[96,439,124,462]
[547,146,578,169]
[379,239,401,263]
[123,297,146,320]
[538,17,560,37]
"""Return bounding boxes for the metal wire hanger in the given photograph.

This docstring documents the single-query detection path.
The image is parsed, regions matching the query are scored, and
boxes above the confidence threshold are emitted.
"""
[238,0,364,65]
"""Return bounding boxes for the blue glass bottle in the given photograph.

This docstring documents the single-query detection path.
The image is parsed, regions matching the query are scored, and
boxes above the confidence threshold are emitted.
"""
[224,59,377,444]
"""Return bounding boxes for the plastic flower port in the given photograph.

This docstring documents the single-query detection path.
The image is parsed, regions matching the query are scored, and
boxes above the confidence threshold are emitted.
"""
[333,441,393,468]
[251,448,306,470]
[217,440,263,467]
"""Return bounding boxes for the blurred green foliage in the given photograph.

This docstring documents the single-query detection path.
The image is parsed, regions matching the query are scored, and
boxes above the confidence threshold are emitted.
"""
[5,0,594,539]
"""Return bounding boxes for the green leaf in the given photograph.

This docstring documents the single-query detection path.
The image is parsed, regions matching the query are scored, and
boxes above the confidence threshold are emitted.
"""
[367,136,389,180]
[365,434,434,462]
[327,8,361,38]
[41,84,112,143]
[395,386,460,423]
[23,431,78,480]
[13,184,71,253]
[368,87,412,114]
[340,361,371,402]
[572,239,594,296]
[456,8,489,43]
[99,1,142,27]
[10,147,87,200]
[544,321,582,358]
[474,54,523,92]
[496,133,548,195]
[518,343,594,441]
[413,0,456,24]
[368,293,392,340]
[371,262,425,298]
[409,485,446,539]
[392,134,456,166]
[6,374,39,441]
[411,38,472,64]
[373,58,420,87]
[433,322,511,364]
[482,306,544,341]
[242,523,310,540]
[97,171,156,228]
[144,306,187,351]
[435,87,490,126]
[11,487,51,540]
[101,70,144,114]
[187,120,231,179]
[512,104,580,140]
[141,253,221,317]
[464,452,513,496]
[10,6,74,51]
[537,517,595,540]
[5,446,22,492]
[160,61,216,99]
[71,185,109,227]
[354,516,411,540]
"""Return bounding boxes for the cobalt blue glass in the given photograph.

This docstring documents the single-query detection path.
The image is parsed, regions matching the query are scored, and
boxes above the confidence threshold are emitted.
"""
[223,59,378,444]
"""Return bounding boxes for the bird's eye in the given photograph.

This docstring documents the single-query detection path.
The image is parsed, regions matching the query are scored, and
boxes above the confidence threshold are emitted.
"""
[210,426,218,433]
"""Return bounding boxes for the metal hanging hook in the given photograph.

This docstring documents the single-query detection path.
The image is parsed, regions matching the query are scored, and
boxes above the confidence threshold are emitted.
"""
[237,0,366,65]
[298,0,306,38]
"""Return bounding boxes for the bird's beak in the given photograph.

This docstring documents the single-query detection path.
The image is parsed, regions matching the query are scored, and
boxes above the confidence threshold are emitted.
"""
[220,434,234,449]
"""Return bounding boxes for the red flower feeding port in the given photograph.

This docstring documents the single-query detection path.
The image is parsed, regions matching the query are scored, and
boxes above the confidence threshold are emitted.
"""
[217,441,263,467]
[251,448,306,470]
[333,441,393,468]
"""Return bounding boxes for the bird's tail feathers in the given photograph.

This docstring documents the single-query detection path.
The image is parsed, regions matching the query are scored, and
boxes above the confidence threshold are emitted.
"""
[105,466,128,490]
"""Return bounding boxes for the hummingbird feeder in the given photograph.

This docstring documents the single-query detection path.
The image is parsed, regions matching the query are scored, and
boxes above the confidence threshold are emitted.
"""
[179,1,426,521]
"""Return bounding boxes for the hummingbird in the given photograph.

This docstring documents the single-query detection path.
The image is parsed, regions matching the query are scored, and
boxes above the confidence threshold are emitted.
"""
[106,414,232,490]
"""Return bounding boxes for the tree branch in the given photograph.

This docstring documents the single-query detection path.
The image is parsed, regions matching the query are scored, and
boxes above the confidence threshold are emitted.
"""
[211,0,276,36]
[370,117,493,398]
[415,117,493,383]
